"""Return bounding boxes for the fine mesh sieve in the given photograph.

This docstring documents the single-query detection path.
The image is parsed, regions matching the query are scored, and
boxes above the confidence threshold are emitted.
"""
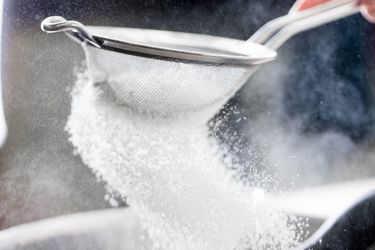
[84,43,257,115]
[41,0,375,117]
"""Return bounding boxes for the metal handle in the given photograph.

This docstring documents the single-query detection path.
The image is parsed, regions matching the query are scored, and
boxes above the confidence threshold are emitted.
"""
[248,0,355,45]
[249,0,375,50]
[41,16,100,48]
[266,2,359,50]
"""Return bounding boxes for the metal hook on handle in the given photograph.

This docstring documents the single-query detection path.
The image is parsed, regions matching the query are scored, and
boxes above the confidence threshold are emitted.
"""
[41,16,100,48]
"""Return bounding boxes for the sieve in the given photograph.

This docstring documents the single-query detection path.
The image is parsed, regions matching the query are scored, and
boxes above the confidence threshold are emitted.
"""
[41,0,375,117]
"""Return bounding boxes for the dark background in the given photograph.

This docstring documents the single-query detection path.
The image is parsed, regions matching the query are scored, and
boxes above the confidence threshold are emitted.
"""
[1,0,375,229]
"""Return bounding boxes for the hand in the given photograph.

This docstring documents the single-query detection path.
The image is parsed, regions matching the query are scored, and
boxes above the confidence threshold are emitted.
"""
[359,0,375,23]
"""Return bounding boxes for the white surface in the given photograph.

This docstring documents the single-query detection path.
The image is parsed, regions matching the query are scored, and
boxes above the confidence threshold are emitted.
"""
[0,208,153,250]
[1,179,373,249]
[0,0,7,147]
[268,178,375,219]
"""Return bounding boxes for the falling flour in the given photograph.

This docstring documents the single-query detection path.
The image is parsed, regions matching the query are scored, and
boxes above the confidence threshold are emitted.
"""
[66,69,303,250]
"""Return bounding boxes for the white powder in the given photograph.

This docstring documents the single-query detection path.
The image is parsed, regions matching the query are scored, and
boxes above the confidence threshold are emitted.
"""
[66,69,303,250]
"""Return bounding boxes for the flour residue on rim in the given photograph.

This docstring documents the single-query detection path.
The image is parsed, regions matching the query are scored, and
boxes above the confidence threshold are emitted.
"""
[66,69,304,250]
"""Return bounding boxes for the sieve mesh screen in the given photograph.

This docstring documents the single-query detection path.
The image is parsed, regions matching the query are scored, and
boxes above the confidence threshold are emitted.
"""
[84,46,254,116]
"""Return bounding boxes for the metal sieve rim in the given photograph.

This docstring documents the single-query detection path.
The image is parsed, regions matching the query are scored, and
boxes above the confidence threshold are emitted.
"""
[41,16,277,66]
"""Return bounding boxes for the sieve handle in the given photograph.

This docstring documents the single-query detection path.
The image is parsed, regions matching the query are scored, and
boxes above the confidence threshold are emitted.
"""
[41,16,100,48]
[248,0,357,45]
[249,0,375,50]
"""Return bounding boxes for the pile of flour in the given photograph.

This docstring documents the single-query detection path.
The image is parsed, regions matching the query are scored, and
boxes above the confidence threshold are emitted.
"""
[66,69,303,250]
